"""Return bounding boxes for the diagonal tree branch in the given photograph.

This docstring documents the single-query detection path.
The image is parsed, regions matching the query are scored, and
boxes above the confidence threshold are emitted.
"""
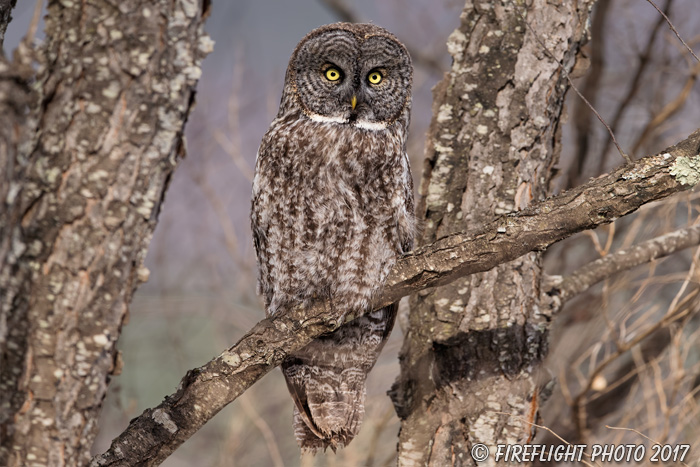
[546,223,700,308]
[93,128,700,466]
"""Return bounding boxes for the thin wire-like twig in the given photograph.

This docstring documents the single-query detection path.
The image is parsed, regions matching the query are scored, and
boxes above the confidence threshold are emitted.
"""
[631,61,700,155]
[598,0,672,172]
[646,0,700,63]
[508,0,632,164]
[365,407,396,466]
[568,0,611,188]
[239,393,285,467]
[606,425,690,466]
[493,412,601,467]
[571,277,700,440]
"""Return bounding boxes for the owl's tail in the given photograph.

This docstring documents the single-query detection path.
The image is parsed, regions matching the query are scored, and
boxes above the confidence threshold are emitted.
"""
[281,303,398,453]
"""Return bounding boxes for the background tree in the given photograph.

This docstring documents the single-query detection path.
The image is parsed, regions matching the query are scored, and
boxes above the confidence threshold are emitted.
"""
[390,1,595,462]
[0,1,210,465]
[2,0,699,466]
[390,0,699,464]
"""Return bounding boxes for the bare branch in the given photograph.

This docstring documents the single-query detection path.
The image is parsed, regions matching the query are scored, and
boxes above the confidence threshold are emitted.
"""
[24,0,41,45]
[569,0,612,187]
[93,128,700,466]
[646,0,700,63]
[548,223,700,306]
[631,61,700,155]
[571,265,700,441]
[598,0,672,172]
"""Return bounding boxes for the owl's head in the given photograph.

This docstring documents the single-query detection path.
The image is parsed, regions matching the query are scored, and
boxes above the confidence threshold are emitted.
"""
[281,23,412,131]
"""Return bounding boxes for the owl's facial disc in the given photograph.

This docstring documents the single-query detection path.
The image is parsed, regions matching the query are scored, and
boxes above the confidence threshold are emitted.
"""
[291,27,411,131]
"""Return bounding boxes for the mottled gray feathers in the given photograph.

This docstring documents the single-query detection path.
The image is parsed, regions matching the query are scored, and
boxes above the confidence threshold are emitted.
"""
[251,22,414,452]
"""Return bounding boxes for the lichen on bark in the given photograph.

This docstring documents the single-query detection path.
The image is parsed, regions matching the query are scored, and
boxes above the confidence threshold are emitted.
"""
[391,1,598,464]
[0,1,211,465]
[670,154,700,185]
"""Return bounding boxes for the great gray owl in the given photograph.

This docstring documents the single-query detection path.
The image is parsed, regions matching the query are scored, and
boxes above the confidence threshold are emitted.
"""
[250,23,414,452]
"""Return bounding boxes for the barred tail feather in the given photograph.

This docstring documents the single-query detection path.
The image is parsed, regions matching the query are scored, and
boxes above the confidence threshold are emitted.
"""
[282,304,398,452]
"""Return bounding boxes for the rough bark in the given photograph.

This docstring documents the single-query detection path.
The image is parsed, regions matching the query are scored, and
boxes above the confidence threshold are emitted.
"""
[0,0,17,49]
[0,1,211,466]
[390,1,597,465]
[1,0,696,464]
[93,127,700,466]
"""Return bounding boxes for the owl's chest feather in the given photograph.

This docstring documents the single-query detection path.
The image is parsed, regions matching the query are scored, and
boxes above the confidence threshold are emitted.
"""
[269,118,403,220]
[252,116,412,312]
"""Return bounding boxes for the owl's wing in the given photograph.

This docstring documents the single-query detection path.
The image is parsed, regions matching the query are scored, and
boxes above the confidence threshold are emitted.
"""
[250,143,275,310]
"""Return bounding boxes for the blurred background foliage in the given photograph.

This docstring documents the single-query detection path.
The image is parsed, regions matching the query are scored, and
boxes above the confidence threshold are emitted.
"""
[6,0,700,465]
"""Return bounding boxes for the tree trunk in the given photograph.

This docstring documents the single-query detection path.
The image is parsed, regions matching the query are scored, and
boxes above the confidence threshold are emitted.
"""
[0,0,17,48]
[0,1,210,465]
[391,1,597,465]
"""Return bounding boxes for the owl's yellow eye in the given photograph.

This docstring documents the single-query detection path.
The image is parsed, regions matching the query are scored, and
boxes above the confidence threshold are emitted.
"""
[368,70,383,85]
[325,67,342,81]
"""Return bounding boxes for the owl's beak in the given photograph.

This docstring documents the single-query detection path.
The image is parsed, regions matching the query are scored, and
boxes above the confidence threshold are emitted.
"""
[351,95,357,110]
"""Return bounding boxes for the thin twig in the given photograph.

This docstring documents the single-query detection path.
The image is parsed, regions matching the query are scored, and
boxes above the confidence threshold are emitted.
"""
[598,0,672,172]
[24,0,42,44]
[493,412,601,467]
[365,407,396,467]
[220,47,255,182]
[606,425,690,466]
[92,129,700,466]
[239,393,285,467]
[11,0,42,65]
[569,0,612,187]
[189,170,249,270]
[646,0,700,63]
[631,61,700,155]
[213,130,254,182]
[571,275,700,440]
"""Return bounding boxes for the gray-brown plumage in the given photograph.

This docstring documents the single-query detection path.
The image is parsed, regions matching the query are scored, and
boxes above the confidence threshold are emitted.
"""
[250,23,414,452]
